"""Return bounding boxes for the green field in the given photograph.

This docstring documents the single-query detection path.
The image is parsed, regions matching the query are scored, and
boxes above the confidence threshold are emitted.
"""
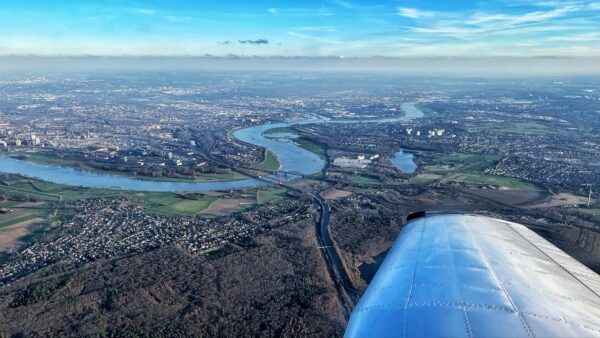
[423,165,458,174]
[581,208,600,216]
[434,153,501,174]
[263,127,328,159]
[295,137,327,159]
[440,153,485,165]
[0,198,52,230]
[0,174,219,216]
[459,173,539,190]
[504,122,553,135]
[0,200,20,208]
[350,175,382,185]
[0,212,47,229]
[136,193,219,215]
[0,177,119,202]
[465,157,501,172]
[263,127,296,135]
[473,122,554,135]
[10,152,79,166]
[256,150,281,171]
[257,187,288,204]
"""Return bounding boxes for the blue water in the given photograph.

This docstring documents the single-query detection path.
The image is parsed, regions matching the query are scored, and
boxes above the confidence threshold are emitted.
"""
[0,156,269,192]
[389,102,421,173]
[0,102,422,191]
[391,149,417,173]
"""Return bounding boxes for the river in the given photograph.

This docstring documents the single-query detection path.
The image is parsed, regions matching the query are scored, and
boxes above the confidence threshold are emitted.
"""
[0,102,423,191]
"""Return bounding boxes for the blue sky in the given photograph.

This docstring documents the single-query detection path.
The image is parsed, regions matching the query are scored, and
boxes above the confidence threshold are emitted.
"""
[1,0,600,57]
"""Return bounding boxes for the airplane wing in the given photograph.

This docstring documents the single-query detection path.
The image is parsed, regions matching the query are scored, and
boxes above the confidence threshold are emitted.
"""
[345,214,600,338]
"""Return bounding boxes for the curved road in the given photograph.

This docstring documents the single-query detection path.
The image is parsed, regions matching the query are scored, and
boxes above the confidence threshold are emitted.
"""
[202,143,359,315]
[1,103,423,315]
[313,192,360,315]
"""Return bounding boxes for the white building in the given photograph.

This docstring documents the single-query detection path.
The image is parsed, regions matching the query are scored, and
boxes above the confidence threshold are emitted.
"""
[333,157,371,169]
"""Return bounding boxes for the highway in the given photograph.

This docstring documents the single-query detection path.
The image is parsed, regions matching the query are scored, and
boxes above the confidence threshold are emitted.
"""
[311,150,360,315]
[201,142,360,316]
[313,192,360,316]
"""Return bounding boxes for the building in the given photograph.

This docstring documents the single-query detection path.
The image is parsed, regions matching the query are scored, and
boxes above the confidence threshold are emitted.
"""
[333,156,371,169]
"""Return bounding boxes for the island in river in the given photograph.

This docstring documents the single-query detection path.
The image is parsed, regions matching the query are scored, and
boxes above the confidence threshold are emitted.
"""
[0,102,423,192]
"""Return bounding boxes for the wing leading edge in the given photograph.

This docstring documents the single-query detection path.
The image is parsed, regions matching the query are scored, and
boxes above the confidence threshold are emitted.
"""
[345,214,600,338]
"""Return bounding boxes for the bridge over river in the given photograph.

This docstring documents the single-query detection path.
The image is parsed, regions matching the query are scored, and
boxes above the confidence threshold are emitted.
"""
[0,102,423,191]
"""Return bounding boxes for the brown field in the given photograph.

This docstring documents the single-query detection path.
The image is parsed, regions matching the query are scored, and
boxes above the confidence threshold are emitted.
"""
[291,179,321,190]
[321,188,352,200]
[0,218,42,252]
[0,209,34,224]
[525,192,589,209]
[201,198,254,216]
[416,173,443,180]
[12,201,48,208]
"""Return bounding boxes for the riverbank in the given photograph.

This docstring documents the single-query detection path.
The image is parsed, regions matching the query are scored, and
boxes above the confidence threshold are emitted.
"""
[255,149,281,171]
[0,102,425,192]
[262,127,328,159]
[0,173,265,217]
[2,151,249,183]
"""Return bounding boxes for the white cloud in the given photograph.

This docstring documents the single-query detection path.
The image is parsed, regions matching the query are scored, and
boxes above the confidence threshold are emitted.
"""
[546,32,600,41]
[133,8,155,15]
[404,4,581,39]
[329,0,354,9]
[296,26,336,32]
[166,16,192,23]
[266,8,278,15]
[411,26,481,35]
[287,31,344,45]
[397,7,436,19]
[463,5,577,29]
[587,2,600,9]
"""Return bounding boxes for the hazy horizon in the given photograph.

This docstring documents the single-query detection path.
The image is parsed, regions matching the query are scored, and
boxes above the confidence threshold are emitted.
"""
[3,1,600,76]
[2,55,600,77]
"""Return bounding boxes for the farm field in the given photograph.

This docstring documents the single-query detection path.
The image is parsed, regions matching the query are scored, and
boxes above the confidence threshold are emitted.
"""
[257,187,288,204]
[201,198,254,216]
[452,173,540,190]
[350,175,382,185]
